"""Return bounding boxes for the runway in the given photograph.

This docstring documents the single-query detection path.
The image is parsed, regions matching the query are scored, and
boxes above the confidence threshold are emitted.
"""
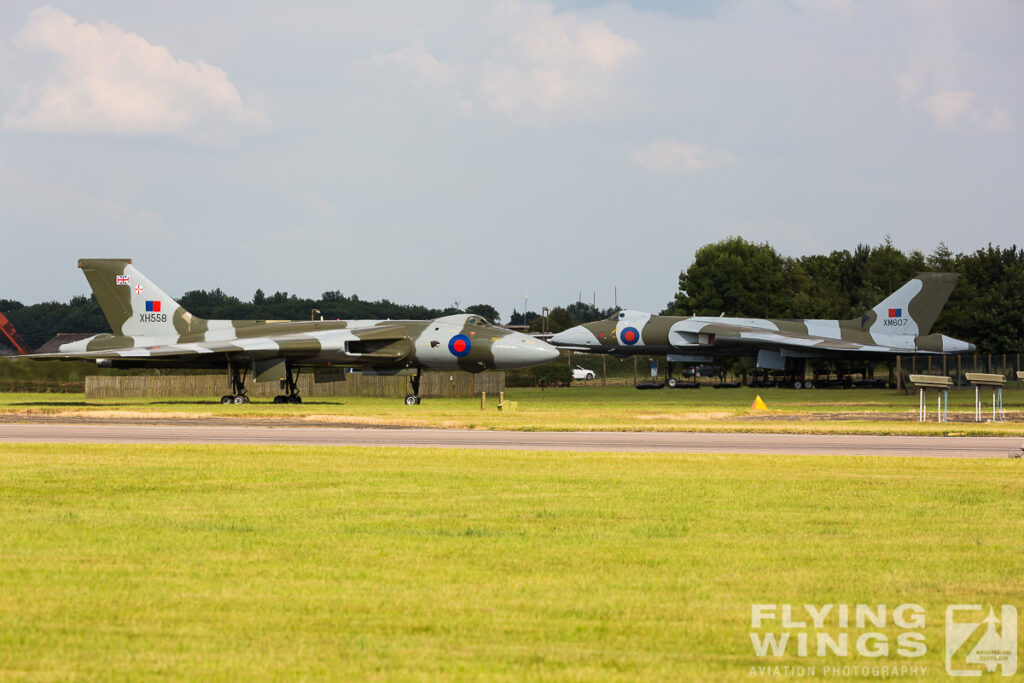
[0,420,1021,457]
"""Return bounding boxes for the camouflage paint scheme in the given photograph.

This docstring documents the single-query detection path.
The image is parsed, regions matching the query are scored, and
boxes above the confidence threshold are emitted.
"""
[549,273,975,369]
[23,260,558,400]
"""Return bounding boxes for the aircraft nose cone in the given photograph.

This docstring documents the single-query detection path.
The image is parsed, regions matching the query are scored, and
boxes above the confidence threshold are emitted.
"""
[492,333,559,368]
[968,343,976,353]
[549,325,598,348]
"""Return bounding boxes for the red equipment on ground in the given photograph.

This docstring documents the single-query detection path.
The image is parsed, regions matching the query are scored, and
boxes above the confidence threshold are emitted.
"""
[0,311,31,355]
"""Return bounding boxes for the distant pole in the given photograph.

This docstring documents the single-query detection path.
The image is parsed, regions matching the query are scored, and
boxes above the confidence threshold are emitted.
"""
[524,295,528,330]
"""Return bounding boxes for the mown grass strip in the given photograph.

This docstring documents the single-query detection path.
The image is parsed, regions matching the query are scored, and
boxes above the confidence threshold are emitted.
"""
[1,444,1021,679]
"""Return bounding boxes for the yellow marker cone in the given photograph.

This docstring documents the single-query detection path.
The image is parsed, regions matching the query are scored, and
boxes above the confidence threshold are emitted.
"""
[751,395,768,410]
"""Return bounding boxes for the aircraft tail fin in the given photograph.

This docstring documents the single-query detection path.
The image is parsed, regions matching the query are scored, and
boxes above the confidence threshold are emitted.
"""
[848,272,959,336]
[78,259,203,338]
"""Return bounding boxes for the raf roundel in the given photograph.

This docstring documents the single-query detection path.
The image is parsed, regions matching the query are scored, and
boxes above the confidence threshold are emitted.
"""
[620,326,641,345]
[448,334,471,357]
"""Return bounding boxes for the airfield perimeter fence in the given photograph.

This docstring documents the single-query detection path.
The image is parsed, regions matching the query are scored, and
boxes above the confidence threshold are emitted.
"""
[84,370,504,400]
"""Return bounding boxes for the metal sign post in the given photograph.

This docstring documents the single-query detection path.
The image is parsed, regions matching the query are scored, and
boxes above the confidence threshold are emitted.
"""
[965,373,1007,423]
[909,375,952,423]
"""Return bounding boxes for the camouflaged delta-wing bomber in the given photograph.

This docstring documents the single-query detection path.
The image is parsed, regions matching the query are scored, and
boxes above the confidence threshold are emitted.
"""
[23,259,559,404]
[550,272,975,386]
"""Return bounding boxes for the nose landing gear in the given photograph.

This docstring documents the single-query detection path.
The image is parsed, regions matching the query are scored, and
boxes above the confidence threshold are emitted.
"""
[405,368,422,405]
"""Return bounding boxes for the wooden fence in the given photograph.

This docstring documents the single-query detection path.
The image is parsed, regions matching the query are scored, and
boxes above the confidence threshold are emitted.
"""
[0,380,85,393]
[85,371,504,399]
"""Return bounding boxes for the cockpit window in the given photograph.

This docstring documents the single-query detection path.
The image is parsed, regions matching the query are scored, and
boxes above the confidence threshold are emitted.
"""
[468,317,490,327]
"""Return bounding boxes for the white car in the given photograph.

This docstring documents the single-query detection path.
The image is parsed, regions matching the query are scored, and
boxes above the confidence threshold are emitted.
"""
[572,365,596,381]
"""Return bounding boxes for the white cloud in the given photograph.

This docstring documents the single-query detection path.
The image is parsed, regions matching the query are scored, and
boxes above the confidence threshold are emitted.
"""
[374,0,640,123]
[630,140,737,174]
[373,38,474,116]
[494,0,639,70]
[893,5,1013,135]
[899,72,1013,133]
[922,89,975,130]
[4,6,265,141]
[971,105,1012,133]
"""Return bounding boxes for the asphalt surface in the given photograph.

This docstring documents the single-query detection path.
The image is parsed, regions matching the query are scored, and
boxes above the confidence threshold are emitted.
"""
[1,421,1022,457]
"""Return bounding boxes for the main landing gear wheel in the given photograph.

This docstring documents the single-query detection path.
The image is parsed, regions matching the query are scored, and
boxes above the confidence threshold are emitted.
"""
[224,362,250,405]
[405,395,421,405]
[273,363,303,405]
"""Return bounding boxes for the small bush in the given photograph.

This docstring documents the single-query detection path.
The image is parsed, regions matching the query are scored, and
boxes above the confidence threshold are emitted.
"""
[505,362,573,388]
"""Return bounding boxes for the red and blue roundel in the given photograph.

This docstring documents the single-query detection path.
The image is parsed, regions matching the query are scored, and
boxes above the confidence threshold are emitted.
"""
[620,326,641,345]
[449,334,471,357]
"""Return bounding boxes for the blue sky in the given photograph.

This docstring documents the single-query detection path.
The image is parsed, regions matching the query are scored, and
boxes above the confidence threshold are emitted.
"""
[1,1,1021,320]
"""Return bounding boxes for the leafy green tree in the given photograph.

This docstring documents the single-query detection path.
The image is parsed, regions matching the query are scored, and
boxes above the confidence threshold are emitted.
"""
[936,245,1024,352]
[546,306,574,333]
[566,302,616,322]
[465,304,500,323]
[0,300,24,314]
[670,236,803,317]
[927,242,954,270]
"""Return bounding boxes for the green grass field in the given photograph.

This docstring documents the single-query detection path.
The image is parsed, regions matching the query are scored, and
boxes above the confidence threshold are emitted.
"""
[2,386,1023,436]
[1,443,1022,680]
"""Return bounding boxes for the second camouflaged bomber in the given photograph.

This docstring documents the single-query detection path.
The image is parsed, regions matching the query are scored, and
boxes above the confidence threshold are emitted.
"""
[24,259,558,404]
[550,272,974,385]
